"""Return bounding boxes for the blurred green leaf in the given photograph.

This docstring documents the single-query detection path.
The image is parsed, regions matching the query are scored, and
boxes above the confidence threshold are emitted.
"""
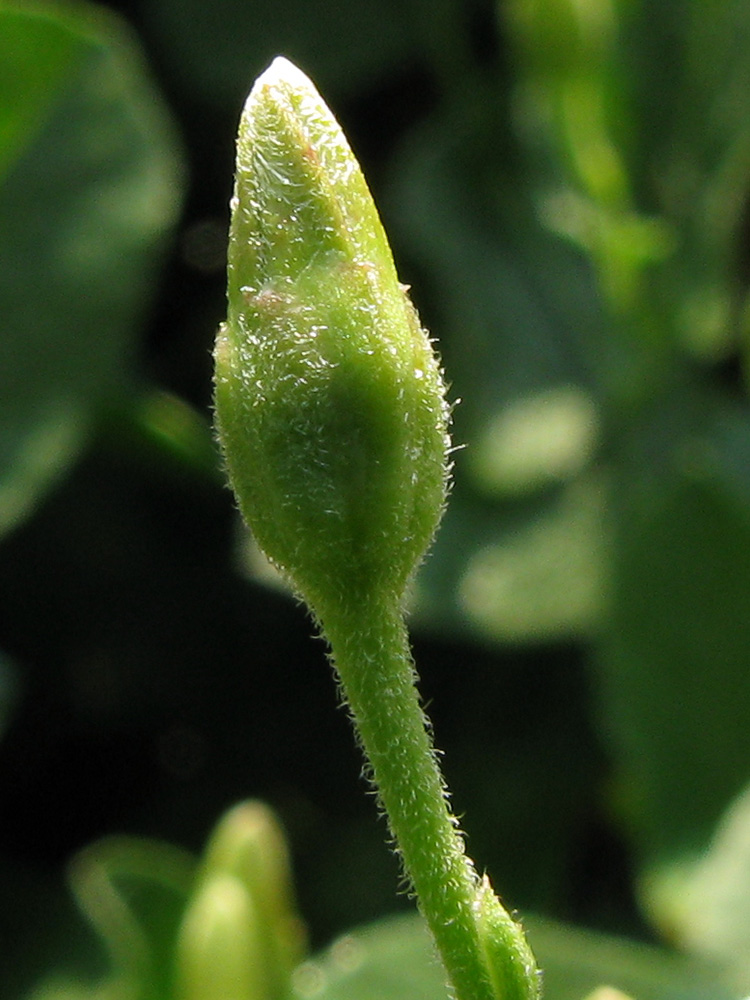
[294,912,730,1000]
[68,836,196,1000]
[25,977,130,1000]
[627,0,750,227]
[0,6,78,181]
[505,0,750,362]
[644,781,750,996]
[594,392,750,866]
[452,476,608,643]
[468,386,600,498]
[628,0,750,362]
[502,0,670,330]
[505,0,633,200]
[0,2,183,537]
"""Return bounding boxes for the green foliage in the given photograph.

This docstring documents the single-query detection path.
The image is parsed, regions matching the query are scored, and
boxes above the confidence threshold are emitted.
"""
[5,1,750,999]
[654,780,750,993]
[0,1,183,537]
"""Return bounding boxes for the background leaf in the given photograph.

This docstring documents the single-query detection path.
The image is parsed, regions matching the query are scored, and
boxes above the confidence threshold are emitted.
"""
[0,2,183,536]
[297,913,731,1000]
[645,781,750,995]
[595,395,750,865]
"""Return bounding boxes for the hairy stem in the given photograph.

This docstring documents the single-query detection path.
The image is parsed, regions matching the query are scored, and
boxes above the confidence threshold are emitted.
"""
[319,596,495,1000]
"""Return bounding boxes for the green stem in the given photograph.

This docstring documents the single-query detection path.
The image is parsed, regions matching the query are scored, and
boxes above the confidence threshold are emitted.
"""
[319,595,495,1000]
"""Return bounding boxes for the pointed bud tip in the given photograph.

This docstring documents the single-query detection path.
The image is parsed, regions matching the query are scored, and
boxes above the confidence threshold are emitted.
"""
[263,55,308,84]
[247,56,314,106]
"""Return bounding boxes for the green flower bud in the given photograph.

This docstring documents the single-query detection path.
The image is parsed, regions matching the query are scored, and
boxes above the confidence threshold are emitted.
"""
[199,801,305,998]
[214,57,450,615]
[174,874,265,1000]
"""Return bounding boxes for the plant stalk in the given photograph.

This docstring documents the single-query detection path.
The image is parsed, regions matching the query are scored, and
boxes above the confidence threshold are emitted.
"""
[320,595,495,1000]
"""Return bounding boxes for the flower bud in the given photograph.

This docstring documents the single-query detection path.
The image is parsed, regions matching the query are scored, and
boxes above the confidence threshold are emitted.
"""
[199,801,305,997]
[174,874,265,1000]
[214,57,450,615]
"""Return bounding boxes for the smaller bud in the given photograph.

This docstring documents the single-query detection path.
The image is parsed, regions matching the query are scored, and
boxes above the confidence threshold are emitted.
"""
[475,875,541,1000]
[199,801,305,997]
[174,873,265,1000]
[584,989,636,1000]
